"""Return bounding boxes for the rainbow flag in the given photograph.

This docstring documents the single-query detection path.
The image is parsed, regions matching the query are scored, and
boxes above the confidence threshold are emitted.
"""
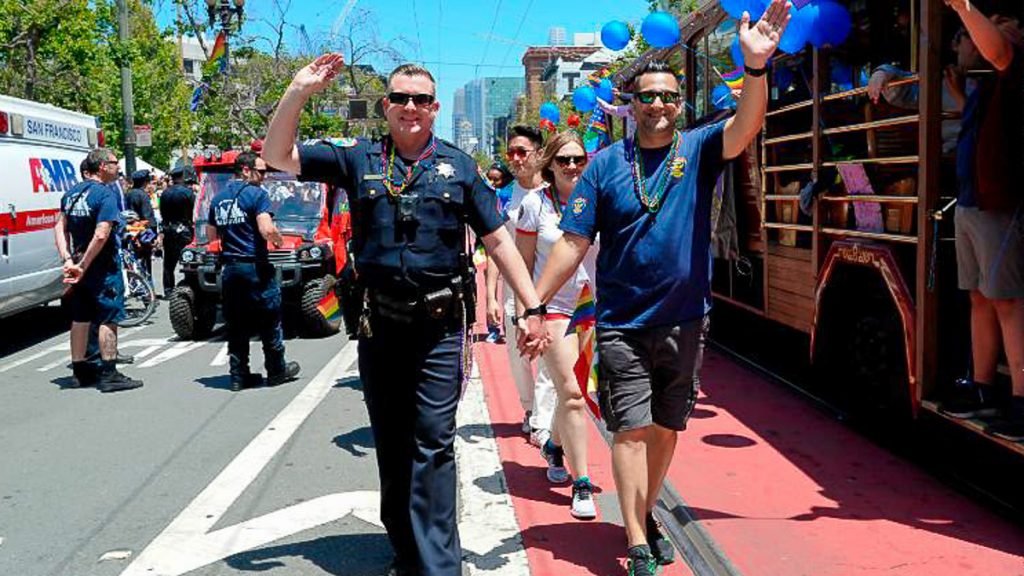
[203,31,229,77]
[317,290,341,321]
[567,284,601,419]
[722,67,745,91]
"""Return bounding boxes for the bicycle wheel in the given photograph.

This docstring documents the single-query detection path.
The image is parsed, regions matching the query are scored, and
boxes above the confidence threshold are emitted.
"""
[119,269,158,327]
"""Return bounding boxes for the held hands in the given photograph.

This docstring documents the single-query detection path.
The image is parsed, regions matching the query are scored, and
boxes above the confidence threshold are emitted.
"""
[486,298,502,328]
[739,0,792,70]
[63,262,84,285]
[515,315,551,359]
[291,53,345,95]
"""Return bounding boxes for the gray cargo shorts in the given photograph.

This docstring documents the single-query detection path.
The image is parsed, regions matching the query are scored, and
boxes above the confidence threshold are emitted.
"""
[596,316,710,433]
[955,206,1024,299]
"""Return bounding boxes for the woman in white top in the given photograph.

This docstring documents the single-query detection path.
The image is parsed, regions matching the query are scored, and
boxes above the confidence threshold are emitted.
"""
[515,131,599,519]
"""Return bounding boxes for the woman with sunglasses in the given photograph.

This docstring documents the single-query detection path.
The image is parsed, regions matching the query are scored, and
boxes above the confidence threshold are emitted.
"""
[515,131,599,519]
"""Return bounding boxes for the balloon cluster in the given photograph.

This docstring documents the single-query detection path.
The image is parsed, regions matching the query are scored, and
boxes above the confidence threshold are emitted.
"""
[539,102,560,132]
[780,1,852,54]
[600,11,680,52]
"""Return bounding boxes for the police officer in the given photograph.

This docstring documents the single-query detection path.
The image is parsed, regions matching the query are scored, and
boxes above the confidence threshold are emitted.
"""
[206,152,300,391]
[264,55,550,576]
[159,166,197,297]
[53,148,143,392]
[125,169,159,275]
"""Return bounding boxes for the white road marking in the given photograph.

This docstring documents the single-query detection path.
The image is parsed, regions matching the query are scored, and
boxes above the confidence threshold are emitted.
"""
[211,343,229,366]
[457,354,529,575]
[138,341,206,368]
[0,325,151,374]
[120,341,365,576]
[37,355,70,372]
[134,345,162,359]
[99,550,133,561]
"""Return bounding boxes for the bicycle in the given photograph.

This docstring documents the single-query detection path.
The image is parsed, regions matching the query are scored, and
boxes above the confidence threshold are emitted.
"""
[118,213,159,327]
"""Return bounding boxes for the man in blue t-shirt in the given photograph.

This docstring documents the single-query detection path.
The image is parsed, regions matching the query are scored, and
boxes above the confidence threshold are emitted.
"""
[54,148,143,392]
[207,152,299,391]
[535,3,790,573]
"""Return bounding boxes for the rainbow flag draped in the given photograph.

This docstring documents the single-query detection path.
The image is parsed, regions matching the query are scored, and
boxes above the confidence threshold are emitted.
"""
[722,67,745,91]
[192,32,229,113]
[317,290,341,321]
[582,68,613,154]
[567,284,601,419]
[203,31,229,76]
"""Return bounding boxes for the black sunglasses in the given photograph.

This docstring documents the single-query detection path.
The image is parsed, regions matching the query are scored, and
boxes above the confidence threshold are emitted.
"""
[636,90,679,105]
[387,92,436,107]
[554,155,588,167]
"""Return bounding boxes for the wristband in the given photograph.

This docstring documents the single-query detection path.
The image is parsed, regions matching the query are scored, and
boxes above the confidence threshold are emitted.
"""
[519,304,547,321]
[744,64,768,77]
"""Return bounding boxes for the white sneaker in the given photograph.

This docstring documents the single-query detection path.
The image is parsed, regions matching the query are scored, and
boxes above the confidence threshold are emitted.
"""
[571,477,597,519]
[521,410,532,434]
[529,428,550,448]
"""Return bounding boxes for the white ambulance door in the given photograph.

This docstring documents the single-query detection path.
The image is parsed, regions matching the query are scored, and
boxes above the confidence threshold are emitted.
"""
[0,178,12,311]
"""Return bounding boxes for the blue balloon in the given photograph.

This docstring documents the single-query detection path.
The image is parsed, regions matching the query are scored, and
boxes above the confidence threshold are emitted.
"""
[774,65,794,92]
[596,78,614,103]
[731,35,744,69]
[779,4,814,54]
[810,1,852,48]
[745,0,770,22]
[540,102,560,124]
[831,61,853,91]
[573,86,597,112]
[641,11,680,48]
[722,0,747,19]
[723,0,768,21]
[711,84,736,110]
[601,20,631,51]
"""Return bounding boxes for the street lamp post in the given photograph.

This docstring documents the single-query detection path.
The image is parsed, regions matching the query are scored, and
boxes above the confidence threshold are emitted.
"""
[205,0,245,73]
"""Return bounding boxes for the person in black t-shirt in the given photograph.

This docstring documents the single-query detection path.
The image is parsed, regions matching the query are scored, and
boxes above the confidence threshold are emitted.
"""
[159,166,196,297]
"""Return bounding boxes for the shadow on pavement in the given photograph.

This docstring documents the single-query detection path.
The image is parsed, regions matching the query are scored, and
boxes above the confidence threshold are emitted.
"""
[194,375,237,391]
[334,375,363,392]
[224,532,393,575]
[333,426,375,458]
[0,305,67,359]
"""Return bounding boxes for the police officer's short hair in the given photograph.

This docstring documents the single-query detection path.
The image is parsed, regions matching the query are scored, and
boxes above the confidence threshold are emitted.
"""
[508,125,543,149]
[388,64,436,94]
[83,148,113,174]
[235,151,259,175]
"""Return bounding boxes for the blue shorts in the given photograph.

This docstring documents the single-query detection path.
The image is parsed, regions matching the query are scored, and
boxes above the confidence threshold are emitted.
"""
[66,270,125,325]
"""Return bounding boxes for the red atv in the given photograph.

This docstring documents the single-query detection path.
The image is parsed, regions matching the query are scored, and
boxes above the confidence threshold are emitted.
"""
[168,149,352,339]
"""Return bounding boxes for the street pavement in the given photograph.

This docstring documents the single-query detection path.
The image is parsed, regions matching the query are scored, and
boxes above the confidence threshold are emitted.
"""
[0,276,525,576]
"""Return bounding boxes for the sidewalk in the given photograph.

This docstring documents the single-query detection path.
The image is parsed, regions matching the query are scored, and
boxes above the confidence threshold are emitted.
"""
[472,337,1024,576]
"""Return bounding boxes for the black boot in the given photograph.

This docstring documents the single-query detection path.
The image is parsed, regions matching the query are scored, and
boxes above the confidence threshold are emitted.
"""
[267,361,300,387]
[231,373,264,392]
[96,361,144,393]
[70,361,99,388]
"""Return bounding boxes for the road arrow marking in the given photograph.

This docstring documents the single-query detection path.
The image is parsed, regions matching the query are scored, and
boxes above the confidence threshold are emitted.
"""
[120,341,363,576]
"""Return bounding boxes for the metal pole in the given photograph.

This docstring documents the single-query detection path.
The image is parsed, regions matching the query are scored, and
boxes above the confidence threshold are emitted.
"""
[117,0,137,174]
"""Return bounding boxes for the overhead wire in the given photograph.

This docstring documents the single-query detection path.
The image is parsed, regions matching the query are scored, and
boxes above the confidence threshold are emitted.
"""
[499,0,535,67]
[411,0,423,63]
[477,0,504,73]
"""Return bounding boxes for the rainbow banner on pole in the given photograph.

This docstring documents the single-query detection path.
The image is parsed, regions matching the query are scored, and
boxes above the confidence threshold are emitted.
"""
[722,67,745,91]
[317,290,341,321]
[203,31,229,76]
[567,284,601,419]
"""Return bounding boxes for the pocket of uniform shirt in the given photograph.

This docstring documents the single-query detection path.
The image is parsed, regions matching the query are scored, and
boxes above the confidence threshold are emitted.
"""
[421,187,464,221]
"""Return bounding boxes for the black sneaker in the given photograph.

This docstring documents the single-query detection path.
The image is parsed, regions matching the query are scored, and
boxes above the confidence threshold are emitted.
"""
[97,369,143,393]
[985,398,1024,442]
[70,361,99,388]
[647,512,675,565]
[267,361,300,387]
[939,381,1000,419]
[626,545,658,576]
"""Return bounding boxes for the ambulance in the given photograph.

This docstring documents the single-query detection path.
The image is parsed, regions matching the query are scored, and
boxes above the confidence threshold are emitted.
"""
[0,94,103,319]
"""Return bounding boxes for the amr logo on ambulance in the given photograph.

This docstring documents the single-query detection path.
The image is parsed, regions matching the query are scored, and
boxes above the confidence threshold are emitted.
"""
[29,157,79,193]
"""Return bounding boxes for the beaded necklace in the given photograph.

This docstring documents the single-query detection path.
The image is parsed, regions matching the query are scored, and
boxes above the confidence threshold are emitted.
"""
[544,185,567,218]
[380,136,437,197]
[630,130,683,214]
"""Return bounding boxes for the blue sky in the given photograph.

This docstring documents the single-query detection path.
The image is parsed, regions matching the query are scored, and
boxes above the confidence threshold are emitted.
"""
[156,0,651,141]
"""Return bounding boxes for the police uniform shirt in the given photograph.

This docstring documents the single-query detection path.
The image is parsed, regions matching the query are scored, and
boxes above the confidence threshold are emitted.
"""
[61,180,121,277]
[296,137,505,291]
[207,180,273,262]
[125,187,158,231]
[160,184,195,226]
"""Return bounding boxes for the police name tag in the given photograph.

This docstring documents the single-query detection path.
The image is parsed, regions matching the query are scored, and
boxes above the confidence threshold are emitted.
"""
[363,174,384,181]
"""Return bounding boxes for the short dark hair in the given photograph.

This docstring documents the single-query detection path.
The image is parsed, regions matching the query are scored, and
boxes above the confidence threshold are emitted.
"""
[83,148,113,174]
[632,59,678,90]
[79,158,90,178]
[235,151,259,175]
[508,125,543,149]
[388,64,436,94]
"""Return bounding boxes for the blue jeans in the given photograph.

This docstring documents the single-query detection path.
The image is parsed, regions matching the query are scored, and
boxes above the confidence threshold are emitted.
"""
[221,262,286,379]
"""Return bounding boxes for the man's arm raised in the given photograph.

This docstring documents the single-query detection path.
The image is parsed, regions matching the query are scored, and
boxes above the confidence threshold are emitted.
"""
[723,0,790,160]
[263,53,346,174]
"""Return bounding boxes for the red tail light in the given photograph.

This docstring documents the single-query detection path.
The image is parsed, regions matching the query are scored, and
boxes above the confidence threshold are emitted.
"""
[0,111,9,135]
[97,130,105,147]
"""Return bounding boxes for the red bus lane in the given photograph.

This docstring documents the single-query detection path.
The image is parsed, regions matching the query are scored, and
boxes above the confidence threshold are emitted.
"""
[471,313,1023,575]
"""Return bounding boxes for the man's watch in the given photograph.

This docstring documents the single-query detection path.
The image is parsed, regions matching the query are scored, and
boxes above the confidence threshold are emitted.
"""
[744,64,768,77]
[519,304,547,321]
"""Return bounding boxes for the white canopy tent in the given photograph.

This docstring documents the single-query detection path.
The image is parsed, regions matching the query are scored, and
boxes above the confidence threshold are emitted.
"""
[118,157,165,178]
